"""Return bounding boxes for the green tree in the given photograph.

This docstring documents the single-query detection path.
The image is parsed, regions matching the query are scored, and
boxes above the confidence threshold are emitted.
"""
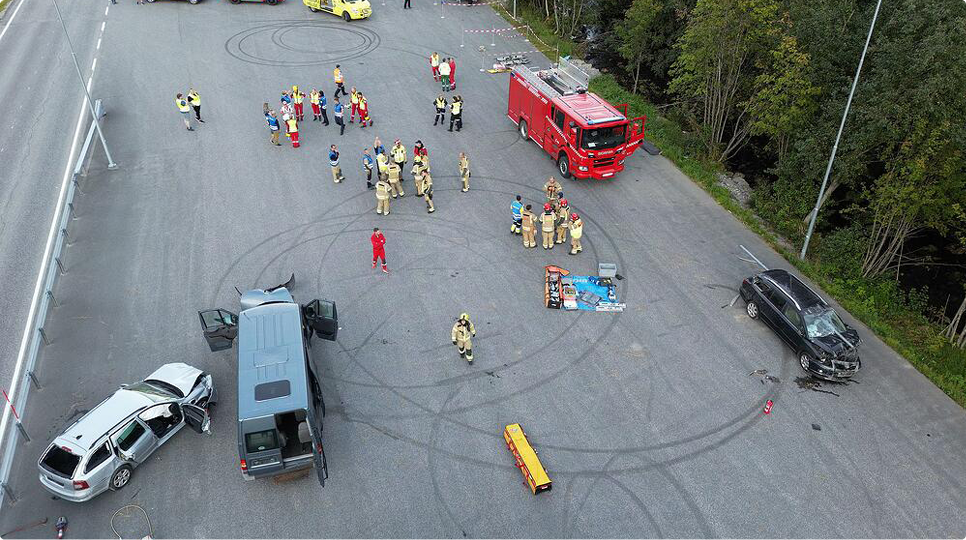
[668,0,797,162]
[617,0,663,95]
[745,33,819,163]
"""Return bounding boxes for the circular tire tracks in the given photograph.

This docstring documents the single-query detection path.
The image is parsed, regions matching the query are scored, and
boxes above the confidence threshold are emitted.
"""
[225,20,380,66]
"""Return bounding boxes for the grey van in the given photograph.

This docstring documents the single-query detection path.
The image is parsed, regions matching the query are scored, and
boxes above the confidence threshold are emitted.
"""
[199,279,337,486]
[37,363,215,502]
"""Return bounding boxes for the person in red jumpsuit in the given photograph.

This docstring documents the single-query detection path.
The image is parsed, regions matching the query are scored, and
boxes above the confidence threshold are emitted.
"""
[448,57,457,90]
[371,227,388,273]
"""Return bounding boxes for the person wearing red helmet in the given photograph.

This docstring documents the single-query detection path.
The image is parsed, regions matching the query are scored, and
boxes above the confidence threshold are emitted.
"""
[555,199,571,244]
[569,213,583,255]
[540,203,556,249]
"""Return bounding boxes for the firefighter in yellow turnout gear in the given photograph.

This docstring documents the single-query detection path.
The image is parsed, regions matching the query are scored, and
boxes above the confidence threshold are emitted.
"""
[375,177,391,215]
[451,313,476,362]
[555,199,571,244]
[458,152,470,192]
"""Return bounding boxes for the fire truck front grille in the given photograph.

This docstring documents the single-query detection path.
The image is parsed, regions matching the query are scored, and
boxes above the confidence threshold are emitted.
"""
[594,157,616,168]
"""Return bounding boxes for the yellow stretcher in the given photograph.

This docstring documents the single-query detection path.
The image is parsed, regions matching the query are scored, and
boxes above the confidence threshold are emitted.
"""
[503,424,552,494]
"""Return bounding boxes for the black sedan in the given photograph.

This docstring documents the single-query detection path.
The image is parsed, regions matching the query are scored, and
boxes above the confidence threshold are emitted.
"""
[739,269,861,380]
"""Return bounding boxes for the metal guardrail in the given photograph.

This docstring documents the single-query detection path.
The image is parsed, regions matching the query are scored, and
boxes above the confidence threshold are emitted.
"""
[0,99,104,505]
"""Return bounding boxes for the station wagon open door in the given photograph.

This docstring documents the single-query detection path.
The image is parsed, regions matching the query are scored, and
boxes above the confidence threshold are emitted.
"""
[198,309,238,352]
[302,300,338,341]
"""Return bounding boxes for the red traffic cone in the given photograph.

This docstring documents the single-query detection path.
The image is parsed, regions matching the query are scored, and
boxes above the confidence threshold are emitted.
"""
[763,400,774,414]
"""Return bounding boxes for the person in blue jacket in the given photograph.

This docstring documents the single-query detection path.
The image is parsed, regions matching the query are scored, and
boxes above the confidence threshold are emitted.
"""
[362,148,375,190]
[333,98,345,136]
[265,110,280,146]
[511,195,524,234]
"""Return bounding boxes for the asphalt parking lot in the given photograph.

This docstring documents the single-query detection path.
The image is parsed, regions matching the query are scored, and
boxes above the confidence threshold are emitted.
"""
[2,0,966,537]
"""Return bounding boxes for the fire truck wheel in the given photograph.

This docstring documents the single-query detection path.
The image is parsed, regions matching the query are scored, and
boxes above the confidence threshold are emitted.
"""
[519,120,529,140]
[557,154,571,178]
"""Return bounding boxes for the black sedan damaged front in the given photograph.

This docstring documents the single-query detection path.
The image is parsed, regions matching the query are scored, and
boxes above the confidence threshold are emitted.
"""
[800,306,861,380]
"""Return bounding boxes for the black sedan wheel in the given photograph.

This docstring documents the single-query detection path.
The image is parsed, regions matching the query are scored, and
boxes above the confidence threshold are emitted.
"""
[746,300,759,319]
[799,352,813,372]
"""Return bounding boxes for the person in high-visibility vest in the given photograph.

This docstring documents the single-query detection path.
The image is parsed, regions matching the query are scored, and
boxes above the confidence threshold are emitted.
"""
[391,139,407,173]
[349,87,360,123]
[175,93,193,131]
[333,65,347,98]
[187,88,204,122]
[358,93,372,127]
[310,88,322,122]
[376,152,389,182]
[329,144,346,183]
[292,85,305,122]
[433,94,447,126]
[285,114,299,148]
[569,213,583,255]
[448,95,462,132]
[458,152,470,192]
[451,313,476,362]
[430,52,441,81]
[511,195,524,234]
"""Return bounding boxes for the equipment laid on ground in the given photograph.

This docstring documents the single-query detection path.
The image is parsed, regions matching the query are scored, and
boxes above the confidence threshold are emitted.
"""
[507,65,647,179]
[110,505,154,540]
[503,424,551,494]
[545,265,625,312]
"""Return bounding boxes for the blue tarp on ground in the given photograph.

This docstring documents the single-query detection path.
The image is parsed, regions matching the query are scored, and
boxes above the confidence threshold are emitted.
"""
[566,275,624,312]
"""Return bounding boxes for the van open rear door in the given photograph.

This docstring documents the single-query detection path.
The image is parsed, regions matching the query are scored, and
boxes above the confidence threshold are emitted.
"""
[312,424,329,486]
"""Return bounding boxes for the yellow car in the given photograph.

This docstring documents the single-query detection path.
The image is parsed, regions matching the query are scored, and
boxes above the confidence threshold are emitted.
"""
[304,0,372,20]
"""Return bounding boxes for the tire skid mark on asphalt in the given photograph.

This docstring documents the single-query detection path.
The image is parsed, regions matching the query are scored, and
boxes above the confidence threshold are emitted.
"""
[224,21,381,67]
[428,386,470,538]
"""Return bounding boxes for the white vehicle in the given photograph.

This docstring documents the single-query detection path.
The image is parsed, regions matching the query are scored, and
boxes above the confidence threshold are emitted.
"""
[37,363,215,502]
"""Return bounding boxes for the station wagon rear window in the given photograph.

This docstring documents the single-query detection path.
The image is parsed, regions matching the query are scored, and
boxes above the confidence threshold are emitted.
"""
[41,446,81,477]
[245,430,280,453]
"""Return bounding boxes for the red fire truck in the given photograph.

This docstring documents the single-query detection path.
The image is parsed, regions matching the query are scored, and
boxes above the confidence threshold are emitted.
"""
[507,66,646,180]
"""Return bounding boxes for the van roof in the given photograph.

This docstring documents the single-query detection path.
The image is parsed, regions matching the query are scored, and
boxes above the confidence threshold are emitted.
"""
[237,301,309,419]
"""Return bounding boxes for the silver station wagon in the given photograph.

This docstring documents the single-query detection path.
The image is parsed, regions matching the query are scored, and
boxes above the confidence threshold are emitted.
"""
[37,363,215,502]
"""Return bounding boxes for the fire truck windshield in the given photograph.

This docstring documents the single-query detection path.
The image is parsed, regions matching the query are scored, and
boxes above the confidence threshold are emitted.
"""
[580,125,626,150]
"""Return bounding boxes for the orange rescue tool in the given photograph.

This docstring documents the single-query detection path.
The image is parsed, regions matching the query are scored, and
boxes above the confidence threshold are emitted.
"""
[503,423,552,494]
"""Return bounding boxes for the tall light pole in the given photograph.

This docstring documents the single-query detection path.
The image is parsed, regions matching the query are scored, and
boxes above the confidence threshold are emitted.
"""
[51,0,117,170]
[800,0,881,259]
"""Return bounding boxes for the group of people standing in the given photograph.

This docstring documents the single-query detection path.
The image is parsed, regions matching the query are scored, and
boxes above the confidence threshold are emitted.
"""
[261,66,375,148]
[510,177,584,255]
[429,52,458,91]
[174,88,203,131]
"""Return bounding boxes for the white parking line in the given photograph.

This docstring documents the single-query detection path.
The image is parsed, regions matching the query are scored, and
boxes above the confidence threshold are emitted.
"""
[101,21,106,32]
[0,0,28,45]
[97,38,102,50]
[91,57,97,71]
[105,3,110,15]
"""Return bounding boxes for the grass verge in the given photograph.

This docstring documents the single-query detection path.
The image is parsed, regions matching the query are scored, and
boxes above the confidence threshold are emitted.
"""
[495,5,966,408]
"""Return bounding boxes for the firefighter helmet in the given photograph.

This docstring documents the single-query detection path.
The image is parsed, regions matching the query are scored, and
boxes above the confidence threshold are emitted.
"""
[560,199,568,207]
[571,213,579,220]
[459,313,470,322]
[544,203,552,212]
